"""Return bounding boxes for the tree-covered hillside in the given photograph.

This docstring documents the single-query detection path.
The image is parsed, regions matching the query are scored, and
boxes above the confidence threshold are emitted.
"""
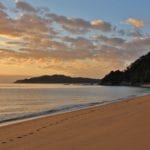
[101,52,150,85]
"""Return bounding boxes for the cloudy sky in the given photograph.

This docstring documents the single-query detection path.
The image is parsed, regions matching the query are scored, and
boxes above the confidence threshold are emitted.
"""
[0,0,150,80]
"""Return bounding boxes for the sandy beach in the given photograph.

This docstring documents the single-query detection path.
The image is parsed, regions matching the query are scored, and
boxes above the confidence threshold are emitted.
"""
[0,95,150,150]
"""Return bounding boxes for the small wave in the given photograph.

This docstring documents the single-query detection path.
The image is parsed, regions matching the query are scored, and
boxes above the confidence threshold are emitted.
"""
[0,91,149,126]
[0,101,108,125]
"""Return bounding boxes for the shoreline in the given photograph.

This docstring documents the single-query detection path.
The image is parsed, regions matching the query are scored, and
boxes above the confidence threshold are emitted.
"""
[0,93,149,127]
[0,94,150,150]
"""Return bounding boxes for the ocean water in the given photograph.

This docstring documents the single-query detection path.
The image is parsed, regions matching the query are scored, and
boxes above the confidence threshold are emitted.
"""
[0,84,149,124]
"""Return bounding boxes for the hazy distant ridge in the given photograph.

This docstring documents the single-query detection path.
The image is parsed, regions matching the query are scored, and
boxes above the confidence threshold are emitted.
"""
[15,74,100,84]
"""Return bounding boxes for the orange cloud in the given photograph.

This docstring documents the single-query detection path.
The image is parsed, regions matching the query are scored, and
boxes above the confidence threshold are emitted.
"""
[91,20,112,32]
[48,13,112,33]
[126,18,144,28]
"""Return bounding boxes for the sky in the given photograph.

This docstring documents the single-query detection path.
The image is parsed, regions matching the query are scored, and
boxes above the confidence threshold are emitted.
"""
[0,0,150,80]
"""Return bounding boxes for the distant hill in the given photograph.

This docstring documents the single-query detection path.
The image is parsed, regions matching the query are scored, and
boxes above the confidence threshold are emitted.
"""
[15,74,100,84]
[101,52,150,86]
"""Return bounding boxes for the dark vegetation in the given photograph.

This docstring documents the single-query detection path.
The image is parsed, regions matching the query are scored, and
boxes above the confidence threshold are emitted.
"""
[15,74,100,84]
[101,52,150,85]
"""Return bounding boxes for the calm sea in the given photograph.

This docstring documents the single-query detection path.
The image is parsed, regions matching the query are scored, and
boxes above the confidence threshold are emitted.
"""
[0,84,149,124]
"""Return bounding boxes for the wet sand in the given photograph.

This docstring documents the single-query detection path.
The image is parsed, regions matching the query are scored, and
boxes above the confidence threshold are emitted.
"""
[0,95,150,150]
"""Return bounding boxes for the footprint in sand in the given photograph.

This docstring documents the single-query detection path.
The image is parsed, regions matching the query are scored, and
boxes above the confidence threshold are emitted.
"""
[29,132,34,135]
[17,136,22,139]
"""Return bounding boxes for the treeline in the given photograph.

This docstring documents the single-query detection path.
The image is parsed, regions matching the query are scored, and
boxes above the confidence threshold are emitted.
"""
[101,52,150,85]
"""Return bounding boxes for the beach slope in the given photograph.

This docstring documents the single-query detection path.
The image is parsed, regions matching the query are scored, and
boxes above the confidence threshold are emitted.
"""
[0,95,150,150]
